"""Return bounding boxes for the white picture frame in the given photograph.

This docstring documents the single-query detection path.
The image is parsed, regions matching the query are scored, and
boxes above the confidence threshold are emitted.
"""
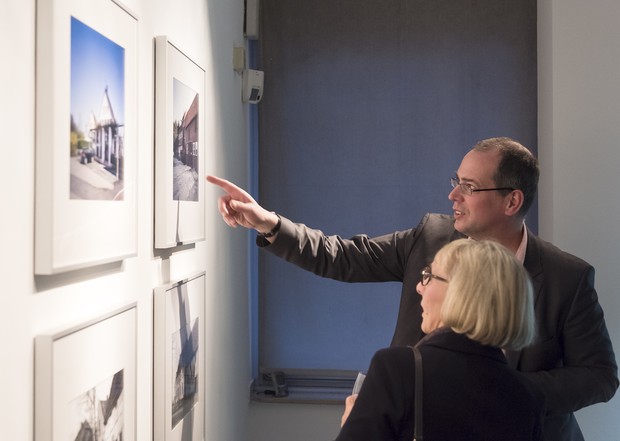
[154,271,206,441]
[35,303,137,441]
[154,36,206,249]
[35,0,138,274]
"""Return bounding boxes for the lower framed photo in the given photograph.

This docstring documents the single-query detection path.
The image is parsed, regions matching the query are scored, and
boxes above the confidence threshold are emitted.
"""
[35,303,137,441]
[154,271,205,441]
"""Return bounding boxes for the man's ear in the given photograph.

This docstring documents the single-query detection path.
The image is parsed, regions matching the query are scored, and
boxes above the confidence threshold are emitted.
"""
[505,189,524,216]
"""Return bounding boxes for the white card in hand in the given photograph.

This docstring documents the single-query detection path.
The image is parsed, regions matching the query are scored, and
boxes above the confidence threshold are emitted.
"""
[352,372,366,395]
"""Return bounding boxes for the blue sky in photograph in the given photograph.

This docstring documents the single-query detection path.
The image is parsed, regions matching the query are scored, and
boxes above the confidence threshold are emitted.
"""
[173,78,198,122]
[70,16,125,136]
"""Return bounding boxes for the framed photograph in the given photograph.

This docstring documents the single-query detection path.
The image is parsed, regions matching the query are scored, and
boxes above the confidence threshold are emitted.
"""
[154,271,205,441]
[154,36,206,249]
[35,0,138,274]
[35,303,137,441]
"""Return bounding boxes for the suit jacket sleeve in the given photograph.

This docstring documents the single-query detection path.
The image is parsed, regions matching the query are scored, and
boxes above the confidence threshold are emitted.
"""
[259,215,414,282]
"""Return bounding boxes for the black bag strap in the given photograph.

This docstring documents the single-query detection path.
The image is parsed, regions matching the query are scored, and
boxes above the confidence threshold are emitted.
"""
[409,345,423,441]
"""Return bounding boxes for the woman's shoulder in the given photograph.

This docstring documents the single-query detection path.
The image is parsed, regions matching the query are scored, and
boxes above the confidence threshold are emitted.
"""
[366,347,417,392]
[369,346,418,372]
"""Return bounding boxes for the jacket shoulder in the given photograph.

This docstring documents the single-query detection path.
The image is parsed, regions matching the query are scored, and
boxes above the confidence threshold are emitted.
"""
[407,213,463,251]
[418,212,456,228]
[527,233,593,273]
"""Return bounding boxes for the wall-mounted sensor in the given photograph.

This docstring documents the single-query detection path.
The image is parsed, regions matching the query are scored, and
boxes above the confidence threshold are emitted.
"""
[242,69,264,104]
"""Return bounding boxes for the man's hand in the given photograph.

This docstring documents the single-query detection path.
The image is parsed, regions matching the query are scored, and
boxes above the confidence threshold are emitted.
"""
[206,175,279,236]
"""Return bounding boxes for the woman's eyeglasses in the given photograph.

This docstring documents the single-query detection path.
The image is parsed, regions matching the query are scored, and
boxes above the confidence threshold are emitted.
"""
[420,266,449,286]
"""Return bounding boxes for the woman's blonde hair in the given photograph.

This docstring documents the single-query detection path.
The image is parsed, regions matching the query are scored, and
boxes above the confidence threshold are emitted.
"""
[435,239,535,350]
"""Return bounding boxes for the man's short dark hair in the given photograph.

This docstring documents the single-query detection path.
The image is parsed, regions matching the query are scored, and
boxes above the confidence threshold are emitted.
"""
[472,137,539,217]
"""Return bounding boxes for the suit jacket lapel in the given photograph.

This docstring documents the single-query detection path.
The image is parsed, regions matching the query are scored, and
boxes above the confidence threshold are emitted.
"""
[506,229,544,369]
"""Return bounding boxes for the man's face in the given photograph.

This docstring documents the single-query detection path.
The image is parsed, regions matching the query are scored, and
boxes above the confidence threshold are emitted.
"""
[449,149,510,239]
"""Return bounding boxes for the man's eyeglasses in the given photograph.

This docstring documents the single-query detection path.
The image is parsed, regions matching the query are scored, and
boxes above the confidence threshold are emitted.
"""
[420,266,449,286]
[450,177,514,196]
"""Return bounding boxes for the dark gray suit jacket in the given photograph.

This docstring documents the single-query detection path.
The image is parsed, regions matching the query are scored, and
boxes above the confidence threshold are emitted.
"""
[262,213,618,441]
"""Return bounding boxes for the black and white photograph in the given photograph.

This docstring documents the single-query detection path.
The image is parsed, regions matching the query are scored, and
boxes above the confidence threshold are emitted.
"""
[70,370,124,441]
[171,317,199,428]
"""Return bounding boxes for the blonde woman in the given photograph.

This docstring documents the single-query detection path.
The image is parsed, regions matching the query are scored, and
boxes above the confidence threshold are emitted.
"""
[337,239,544,441]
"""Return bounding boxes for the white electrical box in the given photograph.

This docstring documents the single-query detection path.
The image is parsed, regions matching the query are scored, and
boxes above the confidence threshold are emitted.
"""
[243,69,264,104]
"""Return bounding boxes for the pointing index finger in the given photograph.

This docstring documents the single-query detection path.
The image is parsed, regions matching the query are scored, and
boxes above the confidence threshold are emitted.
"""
[205,175,253,202]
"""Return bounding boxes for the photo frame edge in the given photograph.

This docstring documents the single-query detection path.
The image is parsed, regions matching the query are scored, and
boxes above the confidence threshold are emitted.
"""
[34,302,138,441]
[34,0,139,274]
[153,270,206,441]
[154,35,206,249]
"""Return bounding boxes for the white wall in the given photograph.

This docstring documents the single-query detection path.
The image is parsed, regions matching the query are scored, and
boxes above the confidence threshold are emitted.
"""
[538,0,620,439]
[0,0,252,440]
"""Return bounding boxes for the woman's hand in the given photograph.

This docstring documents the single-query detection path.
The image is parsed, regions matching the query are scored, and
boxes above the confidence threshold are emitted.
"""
[340,394,358,427]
